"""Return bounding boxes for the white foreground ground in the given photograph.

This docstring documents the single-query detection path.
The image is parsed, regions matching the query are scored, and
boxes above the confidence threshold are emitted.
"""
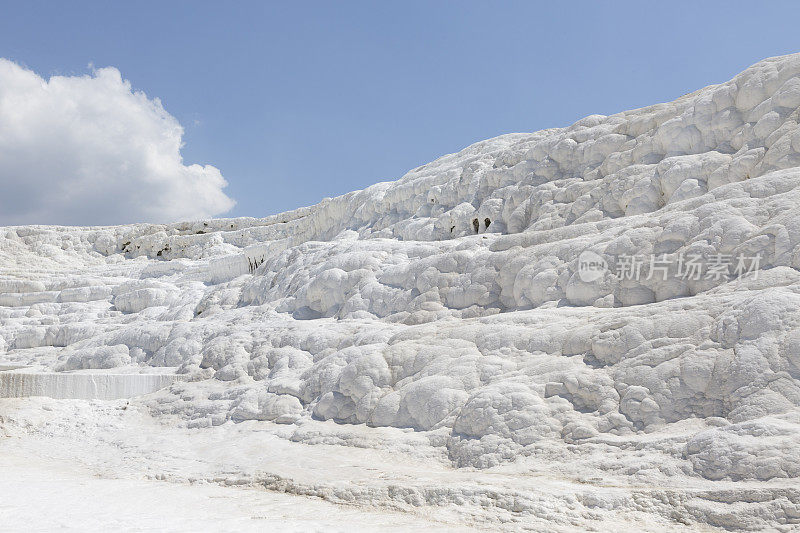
[2,441,455,532]
[4,54,800,530]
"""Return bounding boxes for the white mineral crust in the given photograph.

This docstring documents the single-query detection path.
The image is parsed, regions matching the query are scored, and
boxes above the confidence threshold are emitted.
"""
[4,54,800,530]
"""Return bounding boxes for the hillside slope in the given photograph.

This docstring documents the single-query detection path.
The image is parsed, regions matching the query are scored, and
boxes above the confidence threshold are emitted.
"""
[3,54,800,530]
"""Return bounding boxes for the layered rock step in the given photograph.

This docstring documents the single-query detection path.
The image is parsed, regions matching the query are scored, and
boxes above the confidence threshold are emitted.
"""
[0,368,182,400]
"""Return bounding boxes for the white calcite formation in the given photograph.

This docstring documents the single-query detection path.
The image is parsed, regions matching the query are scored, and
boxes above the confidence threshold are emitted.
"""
[4,54,800,529]
[0,370,182,400]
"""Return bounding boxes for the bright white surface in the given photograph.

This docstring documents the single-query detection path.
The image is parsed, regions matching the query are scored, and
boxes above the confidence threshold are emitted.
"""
[0,444,458,532]
[0,397,698,532]
[3,54,800,530]
[0,371,181,399]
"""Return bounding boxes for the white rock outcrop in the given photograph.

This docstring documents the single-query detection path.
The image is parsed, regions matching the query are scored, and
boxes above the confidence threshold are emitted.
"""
[4,53,800,530]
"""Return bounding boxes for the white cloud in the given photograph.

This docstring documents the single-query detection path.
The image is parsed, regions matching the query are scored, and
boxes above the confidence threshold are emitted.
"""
[0,59,236,226]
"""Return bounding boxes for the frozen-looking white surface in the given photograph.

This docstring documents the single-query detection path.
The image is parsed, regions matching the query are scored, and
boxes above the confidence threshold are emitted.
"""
[3,54,800,530]
[0,430,460,533]
[0,370,182,400]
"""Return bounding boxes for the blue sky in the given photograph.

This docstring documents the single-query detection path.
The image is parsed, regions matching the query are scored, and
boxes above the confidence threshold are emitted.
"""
[2,1,800,221]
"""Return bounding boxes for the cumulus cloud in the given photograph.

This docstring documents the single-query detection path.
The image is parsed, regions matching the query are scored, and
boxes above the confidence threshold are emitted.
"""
[0,59,235,226]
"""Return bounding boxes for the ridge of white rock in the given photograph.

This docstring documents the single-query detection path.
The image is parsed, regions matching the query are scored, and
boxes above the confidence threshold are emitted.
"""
[0,368,182,400]
[4,54,800,529]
